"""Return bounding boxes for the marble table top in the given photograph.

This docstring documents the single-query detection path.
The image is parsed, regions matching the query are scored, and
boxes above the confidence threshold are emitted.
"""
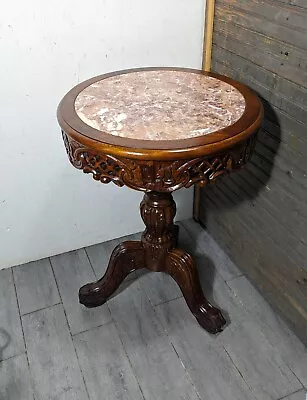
[75,70,246,141]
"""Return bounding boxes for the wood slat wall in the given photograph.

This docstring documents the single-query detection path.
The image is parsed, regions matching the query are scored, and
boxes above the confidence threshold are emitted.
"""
[200,0,307,344]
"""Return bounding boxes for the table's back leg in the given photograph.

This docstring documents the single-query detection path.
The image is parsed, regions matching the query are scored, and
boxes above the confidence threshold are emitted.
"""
[165,248,226,334]
[172,224,179,248]
[79,241,145,308]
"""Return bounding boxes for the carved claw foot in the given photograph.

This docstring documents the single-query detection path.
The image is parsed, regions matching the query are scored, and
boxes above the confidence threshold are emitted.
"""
[193,303,226,334]
[165,248,226,334]
[79,241,145,308]
[79,282,107,308]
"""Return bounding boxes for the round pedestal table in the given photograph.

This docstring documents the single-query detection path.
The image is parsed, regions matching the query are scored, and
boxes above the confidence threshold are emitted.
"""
[57,67,263,334]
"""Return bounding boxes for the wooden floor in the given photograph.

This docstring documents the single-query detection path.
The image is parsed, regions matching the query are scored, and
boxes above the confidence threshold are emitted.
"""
[0,219,306,400]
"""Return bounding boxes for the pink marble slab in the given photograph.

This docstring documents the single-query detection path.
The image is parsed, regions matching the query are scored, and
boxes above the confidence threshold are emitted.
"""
[75,70,246,141]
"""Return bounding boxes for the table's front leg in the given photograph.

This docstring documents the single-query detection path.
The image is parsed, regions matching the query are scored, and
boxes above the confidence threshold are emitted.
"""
[79,241,145,307]
[140,191,226,333]
[166,249,226,333]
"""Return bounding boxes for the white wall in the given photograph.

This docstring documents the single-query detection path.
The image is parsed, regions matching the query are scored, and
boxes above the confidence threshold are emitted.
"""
[0,0,205,269]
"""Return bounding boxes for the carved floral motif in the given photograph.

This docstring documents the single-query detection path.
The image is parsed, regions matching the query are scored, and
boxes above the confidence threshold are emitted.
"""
[62,131,256,193]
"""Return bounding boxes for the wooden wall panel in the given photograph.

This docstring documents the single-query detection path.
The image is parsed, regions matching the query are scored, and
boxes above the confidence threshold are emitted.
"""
[200,0,307,344]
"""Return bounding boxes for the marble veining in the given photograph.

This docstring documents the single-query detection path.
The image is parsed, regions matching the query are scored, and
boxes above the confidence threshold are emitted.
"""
[75,71,246,141]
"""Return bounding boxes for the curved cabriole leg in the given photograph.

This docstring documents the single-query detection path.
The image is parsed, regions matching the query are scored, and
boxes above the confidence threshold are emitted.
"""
[79,241,145,308]
[166,248,226,334]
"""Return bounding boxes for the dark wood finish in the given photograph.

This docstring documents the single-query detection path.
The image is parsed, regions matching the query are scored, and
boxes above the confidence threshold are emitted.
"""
[165,248,225,333]
[62,131,257,192]
[80,192,226,334]
[79,241,145,308]
[58,68,262,334]
[200,2,307,344]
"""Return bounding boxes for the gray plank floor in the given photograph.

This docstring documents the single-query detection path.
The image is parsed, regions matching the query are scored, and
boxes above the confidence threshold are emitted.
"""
[0,219,306,400]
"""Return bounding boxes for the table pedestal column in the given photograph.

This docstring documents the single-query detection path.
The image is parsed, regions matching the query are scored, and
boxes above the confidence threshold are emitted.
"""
[79,191,226,334]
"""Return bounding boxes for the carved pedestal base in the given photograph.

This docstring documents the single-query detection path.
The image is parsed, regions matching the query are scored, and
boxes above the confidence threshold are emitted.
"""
[79,191,226,334]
